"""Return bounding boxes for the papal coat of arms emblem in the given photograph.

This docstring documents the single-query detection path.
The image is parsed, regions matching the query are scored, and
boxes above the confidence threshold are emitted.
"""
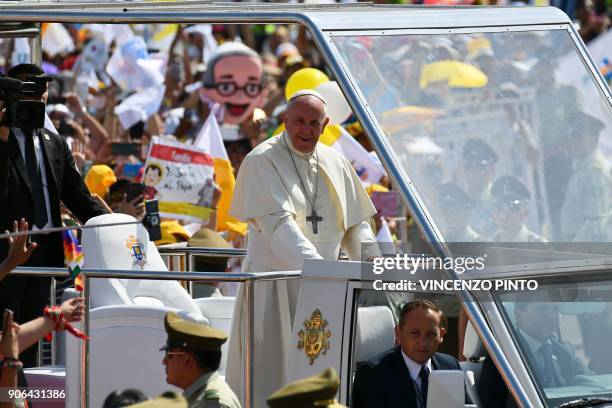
[297,309,332,365]
[125,235,147,269]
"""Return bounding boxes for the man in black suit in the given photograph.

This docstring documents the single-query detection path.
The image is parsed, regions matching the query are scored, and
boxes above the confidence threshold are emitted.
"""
[351,299,465,408]
[0,63,107,366]
[479,298,591,407]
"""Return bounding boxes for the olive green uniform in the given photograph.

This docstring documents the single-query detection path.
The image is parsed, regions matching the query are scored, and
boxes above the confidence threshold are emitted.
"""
[161,312,241,408]
[183,371,241,408]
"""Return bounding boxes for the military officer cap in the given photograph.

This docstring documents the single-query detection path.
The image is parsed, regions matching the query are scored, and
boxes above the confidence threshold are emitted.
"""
[127,392,187,407]
[491,175,530,204]
[462,138,498,167]
[267,368,346,408]
[160,312,227,352]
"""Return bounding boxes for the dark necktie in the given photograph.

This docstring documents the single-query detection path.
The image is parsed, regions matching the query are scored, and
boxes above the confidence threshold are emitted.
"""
[24,130,48,228]
[538,343,556,388]
[419,365,430,408]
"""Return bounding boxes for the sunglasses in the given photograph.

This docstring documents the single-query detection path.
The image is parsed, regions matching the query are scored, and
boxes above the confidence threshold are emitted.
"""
[212,82,262,97]
[163,350,186,359]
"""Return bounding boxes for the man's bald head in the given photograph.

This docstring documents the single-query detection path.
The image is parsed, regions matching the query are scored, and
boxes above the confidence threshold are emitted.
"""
[284,90,330,154]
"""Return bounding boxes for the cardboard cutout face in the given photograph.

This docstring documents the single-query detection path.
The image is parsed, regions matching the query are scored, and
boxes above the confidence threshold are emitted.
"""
[202,54,264,125]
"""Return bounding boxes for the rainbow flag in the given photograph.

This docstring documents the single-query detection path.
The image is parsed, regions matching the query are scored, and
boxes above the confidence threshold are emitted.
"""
[63,230,84,291]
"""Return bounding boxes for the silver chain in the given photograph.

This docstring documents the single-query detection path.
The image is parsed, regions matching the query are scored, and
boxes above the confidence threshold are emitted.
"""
[282,133,319,212]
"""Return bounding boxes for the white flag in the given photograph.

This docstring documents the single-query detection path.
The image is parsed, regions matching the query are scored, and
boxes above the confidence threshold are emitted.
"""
[192,107,228,160]
[106,36,164,92]
[331,126,385,186]
[42,23,75,57]
[114,85,166,130]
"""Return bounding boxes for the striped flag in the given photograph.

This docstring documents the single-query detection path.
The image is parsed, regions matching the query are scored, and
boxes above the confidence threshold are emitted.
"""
[63,230,84,291]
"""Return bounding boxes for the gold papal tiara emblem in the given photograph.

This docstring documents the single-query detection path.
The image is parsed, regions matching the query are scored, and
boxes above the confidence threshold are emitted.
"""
[297,309,331,365]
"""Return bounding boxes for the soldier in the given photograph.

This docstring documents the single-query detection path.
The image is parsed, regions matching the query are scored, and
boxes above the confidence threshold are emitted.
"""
[160,312,241,408]
[267,368,345,408]
[489,176,545,242]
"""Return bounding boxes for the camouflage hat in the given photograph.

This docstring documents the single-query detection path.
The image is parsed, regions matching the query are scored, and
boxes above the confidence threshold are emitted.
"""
[127,392,187,408]
[161,312,227,352]
[267,368,345,408]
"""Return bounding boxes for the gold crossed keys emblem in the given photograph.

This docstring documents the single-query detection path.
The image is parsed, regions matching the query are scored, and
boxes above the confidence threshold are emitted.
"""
[297,309,332,365]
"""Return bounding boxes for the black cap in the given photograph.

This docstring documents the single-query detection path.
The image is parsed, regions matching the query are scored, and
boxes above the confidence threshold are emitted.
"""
[491,176,530,204]
[462,139,498,167]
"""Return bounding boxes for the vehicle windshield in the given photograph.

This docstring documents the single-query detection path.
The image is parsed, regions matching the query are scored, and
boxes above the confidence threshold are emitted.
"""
[332,28,612,244]
[497,280,612,407]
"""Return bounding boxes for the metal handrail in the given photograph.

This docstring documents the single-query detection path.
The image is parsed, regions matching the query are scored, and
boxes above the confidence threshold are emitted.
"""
[158,246,247,259]
[11,267,301,408]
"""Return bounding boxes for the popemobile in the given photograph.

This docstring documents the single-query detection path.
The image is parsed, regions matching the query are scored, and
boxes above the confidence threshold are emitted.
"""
[3,2,612,408]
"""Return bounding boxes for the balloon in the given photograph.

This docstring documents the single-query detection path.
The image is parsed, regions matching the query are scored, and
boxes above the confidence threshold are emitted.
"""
[315,81,352,125]
[285,68,329,100]
[319,124,343,146]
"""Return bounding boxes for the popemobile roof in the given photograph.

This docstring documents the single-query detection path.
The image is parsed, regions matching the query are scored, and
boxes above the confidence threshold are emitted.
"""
[0,2,570,30]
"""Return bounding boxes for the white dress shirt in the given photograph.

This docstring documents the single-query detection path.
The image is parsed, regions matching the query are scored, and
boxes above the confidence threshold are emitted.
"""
[13,128,53,230]
[401,349,433,390]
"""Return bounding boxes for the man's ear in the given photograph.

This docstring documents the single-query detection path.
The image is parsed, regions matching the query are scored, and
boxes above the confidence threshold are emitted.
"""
[185,352,197,368]
[439,327,446,343]
[281,111,287,123]
[321,116,330,131]
[394,325,401,343]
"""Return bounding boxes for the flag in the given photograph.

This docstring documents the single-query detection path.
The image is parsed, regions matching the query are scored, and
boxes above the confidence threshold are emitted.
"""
[192,111,240,231]
[148,24,179,53]
[81,24,133,47]
[106,36,165,92]
[42,23,75,57]
[63,230,84,291]
[184,24,218,63]
[319,124,386,186]
[114,85,166,130]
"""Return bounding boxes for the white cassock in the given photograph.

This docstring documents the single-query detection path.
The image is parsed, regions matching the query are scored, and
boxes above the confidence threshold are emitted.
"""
[226,132,379,406]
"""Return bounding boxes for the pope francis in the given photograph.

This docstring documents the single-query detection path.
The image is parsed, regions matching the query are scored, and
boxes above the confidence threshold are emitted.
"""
[226,90,379,406]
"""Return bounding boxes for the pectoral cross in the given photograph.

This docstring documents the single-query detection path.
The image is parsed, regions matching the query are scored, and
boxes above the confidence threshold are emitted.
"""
[306,209,323,234]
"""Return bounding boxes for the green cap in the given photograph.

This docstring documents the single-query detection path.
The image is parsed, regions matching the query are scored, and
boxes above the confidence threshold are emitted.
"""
[161,312,227,352]
[267,368,345,408]
[127,392,187,408]
[188,228,231,271]
[188,228,232,249]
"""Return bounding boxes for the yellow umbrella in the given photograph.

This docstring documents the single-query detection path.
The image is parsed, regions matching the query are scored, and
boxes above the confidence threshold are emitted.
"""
[419,60,488,89]
[380,106,443,133]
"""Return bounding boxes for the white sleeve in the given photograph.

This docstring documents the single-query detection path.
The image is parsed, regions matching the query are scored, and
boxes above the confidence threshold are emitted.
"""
[254,211,323,266]
[341,221,381,261]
